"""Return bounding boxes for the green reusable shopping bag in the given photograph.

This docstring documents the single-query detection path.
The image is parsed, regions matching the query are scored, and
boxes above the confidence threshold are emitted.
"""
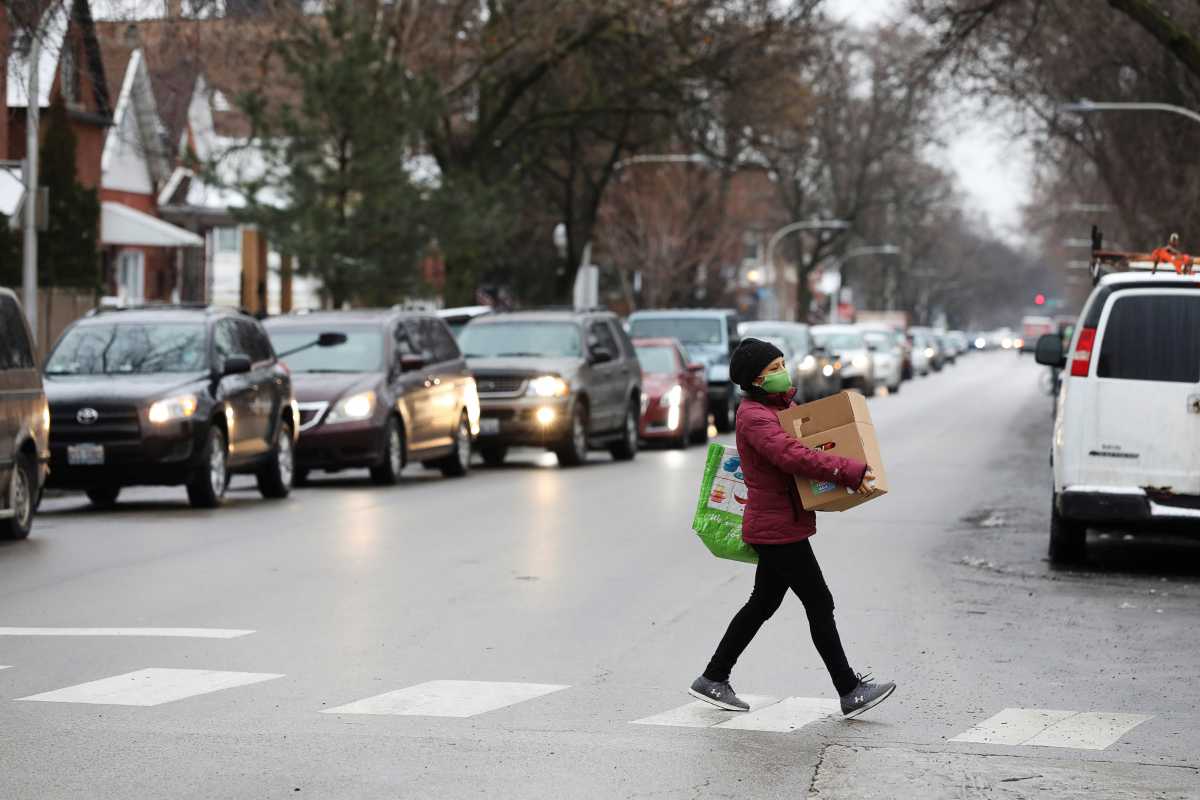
[692,443,758,564]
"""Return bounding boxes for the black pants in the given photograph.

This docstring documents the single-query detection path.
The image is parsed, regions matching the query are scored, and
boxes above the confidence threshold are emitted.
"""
[703,539,859,697]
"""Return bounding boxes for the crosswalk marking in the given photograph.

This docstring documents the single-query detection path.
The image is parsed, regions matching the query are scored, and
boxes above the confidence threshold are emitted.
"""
[16,668,284,707]
[633,696,840,732]
[951,708,1153,750]
[0,627,254,638]
[321,680,570,718]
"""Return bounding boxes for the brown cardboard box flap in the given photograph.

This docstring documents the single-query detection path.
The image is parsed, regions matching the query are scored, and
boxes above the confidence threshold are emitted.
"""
[778,391,873,438]
[794,421,888,512]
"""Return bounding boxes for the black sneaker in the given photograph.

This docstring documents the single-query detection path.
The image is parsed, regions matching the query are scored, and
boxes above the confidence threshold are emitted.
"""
[840,673,896,718]
[689,676,750,711]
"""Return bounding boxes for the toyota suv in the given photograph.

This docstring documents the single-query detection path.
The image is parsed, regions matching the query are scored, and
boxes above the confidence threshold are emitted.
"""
[627,309,740,432]
[1037,267,1200,562]
[459,311,642,467]
[0,289,49,539]
[43,306,299,509]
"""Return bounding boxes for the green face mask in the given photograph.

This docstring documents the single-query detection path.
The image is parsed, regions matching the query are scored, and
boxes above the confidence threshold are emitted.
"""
[759,368,792,394]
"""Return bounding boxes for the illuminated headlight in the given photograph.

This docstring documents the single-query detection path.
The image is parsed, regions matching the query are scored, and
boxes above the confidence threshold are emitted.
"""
[924,347,935,358]
[41,403,50,432]
[535,406,557,426]
[527,375,569,398]
[659,385,683,408]
[799,355,816,372]
[852,355,869,370]
[975,337,987,349]
[1001,337,1012,349]
[326,391,376,424]
[822,364,835,378]
[148,394,198,424]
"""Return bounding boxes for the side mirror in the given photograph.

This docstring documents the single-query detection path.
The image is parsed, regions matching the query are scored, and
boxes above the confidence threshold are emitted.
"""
[399,354,426,373]
[1034,333,1066,368]
[222,354,252,376]
[590,346,614,364]
[318,332,347,348]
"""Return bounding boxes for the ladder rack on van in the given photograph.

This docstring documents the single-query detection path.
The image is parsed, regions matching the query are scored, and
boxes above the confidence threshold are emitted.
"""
[1088,225,1195,285]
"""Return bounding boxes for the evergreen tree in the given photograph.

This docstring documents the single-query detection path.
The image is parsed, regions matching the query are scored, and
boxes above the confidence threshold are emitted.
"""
[38,96,100,289]
[0,214,19,288]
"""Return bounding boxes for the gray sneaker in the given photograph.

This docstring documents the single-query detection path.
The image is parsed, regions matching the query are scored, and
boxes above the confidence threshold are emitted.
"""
[840,673,896,718]
[689,676,750,711]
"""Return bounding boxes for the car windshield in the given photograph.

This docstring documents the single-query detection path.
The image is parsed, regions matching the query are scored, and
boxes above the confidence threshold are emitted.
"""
[268,327,384,373]
[45,323,207,374]
[460,322,582,358]
[862,331,894,348]
[628,317,723,347]
[635,346,678,374]
[814,332,864,351]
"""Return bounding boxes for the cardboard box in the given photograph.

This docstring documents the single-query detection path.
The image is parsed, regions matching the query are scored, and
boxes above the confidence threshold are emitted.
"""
[777,392,888,512]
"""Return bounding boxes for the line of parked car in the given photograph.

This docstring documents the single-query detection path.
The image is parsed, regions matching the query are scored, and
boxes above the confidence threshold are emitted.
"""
[0,288,979,542]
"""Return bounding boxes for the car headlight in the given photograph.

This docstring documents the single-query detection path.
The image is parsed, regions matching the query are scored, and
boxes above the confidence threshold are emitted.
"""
[822,364,835,377]
[527,375,569,398]
[326,390,376,424]
[799,355,816,372]
[659,385,683,408]
[148,393,198,424]
[852,355,869,370]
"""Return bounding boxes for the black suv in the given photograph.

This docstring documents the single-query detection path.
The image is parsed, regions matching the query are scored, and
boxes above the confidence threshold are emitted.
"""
[459,310,642,467]
[43,306,298,508]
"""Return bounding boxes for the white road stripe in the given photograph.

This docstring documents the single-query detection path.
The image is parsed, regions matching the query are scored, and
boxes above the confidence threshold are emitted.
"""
[716,697,842,732]
[632,695,778,728]
[951,708,1152,750]
[0,665,9,671]
[0,627,254,639]
[17,668,283,706]
[322,680,569,718]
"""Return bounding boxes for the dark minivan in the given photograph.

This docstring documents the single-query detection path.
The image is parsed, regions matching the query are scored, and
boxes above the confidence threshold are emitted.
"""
[43,306,298,509]
[0,289,49,539]
[265,310,479,484]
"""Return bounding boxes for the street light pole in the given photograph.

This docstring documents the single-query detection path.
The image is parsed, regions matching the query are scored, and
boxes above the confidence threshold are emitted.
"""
[1059,100,1200,127]
[828,245,899,324]
[761,219,850,321]
[22,28,42,340]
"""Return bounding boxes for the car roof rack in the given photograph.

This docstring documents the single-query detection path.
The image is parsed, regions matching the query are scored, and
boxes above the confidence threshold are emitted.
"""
[1089,226,1196,285]
[85,302,248,317]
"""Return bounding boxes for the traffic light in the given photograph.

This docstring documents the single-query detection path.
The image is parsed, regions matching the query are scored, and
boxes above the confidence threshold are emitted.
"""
[1034,293,1046,306]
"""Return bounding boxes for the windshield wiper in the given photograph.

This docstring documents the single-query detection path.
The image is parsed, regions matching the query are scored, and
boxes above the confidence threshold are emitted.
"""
[494,351,549,357]
[297,368,361,373]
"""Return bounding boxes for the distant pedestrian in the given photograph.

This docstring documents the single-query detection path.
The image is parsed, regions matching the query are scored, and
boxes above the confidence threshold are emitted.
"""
[690,338,896,718]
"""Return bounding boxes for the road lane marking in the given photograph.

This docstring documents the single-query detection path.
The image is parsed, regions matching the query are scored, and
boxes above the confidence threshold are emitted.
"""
[633,695,841,732]
[951,708,1152,750]
[16,668,284,706]
[322,680,569,718]
[0,666,9,671]
[632,695,778,728]
[0,627,254,638]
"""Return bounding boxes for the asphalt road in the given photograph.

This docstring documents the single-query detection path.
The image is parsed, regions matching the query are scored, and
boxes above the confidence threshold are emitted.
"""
[1,352,1197,799]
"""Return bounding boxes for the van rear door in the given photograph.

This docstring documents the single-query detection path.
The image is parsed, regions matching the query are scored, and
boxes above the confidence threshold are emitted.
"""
[1083,289,1200,494]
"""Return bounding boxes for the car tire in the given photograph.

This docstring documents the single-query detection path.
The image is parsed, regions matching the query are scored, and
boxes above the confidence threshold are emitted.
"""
[863,378,877,398]
[610,402,639,461]
[370,417,405,486]
[889,381,901,395]
[1,452,36,540]
[86,486,121,509]
[689,412,709,445]
[187,427,229,509]
[256,419,295,500]
[1049,496,1087,564]
[439,412,472,478]
[555,403,589,467]
[713,391,735,434]
[480,445,508,467]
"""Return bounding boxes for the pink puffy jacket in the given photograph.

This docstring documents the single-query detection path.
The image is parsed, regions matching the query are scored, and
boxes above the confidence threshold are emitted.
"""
[735,388,868,545]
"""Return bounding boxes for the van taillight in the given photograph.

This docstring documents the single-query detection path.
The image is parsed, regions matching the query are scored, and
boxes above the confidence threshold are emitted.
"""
[1070,327,1097,377]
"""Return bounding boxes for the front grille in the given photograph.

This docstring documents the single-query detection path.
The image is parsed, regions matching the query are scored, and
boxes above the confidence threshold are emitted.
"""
[50,403,141,443]
[475,374,527,397]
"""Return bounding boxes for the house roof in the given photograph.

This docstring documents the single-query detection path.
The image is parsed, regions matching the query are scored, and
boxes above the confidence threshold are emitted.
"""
[6,0,111,116]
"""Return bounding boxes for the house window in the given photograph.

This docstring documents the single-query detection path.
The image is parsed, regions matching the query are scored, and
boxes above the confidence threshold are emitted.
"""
[215,226,240,253]
[116,251,146,304]
[60,41,80,105]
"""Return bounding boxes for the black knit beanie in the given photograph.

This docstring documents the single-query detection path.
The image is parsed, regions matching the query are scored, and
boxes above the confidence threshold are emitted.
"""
[729,337,784,393]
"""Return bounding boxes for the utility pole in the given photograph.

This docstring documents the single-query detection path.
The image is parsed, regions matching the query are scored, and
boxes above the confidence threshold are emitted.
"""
[22,29,41,339]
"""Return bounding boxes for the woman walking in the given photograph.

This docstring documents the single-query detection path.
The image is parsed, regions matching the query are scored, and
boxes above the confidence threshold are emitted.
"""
[690,338,895,718]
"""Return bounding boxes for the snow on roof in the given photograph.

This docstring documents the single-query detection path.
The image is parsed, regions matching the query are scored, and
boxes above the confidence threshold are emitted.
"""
[6,3,72,109]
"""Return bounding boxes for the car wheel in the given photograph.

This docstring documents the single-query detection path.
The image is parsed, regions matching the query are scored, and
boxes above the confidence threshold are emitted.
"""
[86,486,121,509]
[889,381,901,395]
[1049,496,1087,565]
[480,445,508,467]
[610,402,639,461]
[863,378,877,398]
[689,408,709,445]
[257,419,295,499]
[555,403,589,467]
[1,453,36,540]
[370,417,405,485]
[439,412,472,478]
[713,392,735,434]
[187,427,229,509]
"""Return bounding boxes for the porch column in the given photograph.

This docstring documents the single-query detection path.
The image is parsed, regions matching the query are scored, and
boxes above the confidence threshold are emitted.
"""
[280,253,293,313]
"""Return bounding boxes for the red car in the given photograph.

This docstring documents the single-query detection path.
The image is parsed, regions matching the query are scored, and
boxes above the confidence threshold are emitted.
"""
[632,338,709,448]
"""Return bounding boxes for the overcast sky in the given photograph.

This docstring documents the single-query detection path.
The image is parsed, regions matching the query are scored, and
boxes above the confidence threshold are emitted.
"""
[826,0,1034,238]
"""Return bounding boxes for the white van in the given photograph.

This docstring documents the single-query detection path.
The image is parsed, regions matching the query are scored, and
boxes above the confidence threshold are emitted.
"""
[1037,270,1200,562]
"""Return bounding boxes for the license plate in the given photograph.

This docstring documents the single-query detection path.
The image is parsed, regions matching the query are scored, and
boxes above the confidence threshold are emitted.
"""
[479,418,501,435]
[68,443,105,466]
